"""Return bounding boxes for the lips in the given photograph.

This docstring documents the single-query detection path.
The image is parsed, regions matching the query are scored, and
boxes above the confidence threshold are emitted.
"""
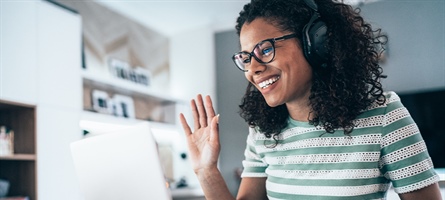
[258,76,280,89]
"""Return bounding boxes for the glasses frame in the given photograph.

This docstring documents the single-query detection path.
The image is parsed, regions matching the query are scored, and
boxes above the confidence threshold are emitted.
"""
[232,33,297,72]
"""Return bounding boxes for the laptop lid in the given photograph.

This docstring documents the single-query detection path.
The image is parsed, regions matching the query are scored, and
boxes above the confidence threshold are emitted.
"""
[71,122,172,200]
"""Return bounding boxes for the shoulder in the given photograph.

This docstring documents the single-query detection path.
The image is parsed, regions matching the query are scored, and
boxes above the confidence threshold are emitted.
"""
[356,91,408,129]
[246,127,264,145]
[383,91,401,105]
[366,91,403,113]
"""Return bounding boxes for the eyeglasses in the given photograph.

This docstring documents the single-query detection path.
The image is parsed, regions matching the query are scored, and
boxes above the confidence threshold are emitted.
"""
[232,33,297,72]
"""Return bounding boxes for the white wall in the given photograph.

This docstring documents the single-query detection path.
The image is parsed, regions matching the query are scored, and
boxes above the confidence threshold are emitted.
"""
[169,25,217,102]
[360,1,445,94]
[168,24,217,191]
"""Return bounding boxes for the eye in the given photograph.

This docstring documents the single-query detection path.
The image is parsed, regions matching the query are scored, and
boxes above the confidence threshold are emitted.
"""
[262,46,273,56]
[257,41,274,57]
[242,57,251,64]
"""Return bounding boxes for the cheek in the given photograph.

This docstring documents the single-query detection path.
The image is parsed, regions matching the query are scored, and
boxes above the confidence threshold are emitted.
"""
[244,73,254,84]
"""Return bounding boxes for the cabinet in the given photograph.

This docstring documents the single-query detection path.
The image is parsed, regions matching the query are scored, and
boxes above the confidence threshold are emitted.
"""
[1,1,83,199]
[0,2,38,104]
[0,100,36,200]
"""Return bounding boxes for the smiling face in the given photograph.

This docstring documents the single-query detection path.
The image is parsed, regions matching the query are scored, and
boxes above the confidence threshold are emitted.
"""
[240,18,313,109]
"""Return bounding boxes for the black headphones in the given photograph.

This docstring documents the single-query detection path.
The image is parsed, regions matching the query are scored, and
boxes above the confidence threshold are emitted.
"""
[301,0,329,68]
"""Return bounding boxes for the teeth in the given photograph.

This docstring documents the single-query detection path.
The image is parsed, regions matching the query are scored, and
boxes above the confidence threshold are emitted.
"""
[259,76,280,89]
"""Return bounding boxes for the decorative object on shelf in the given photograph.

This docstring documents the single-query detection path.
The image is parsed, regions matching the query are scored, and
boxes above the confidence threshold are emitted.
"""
[0,179,10,197]
[91,90,113,114]
[112,94,135,119]
[91,90,136,119]
[0,126,14,156]
[108,58,152,87]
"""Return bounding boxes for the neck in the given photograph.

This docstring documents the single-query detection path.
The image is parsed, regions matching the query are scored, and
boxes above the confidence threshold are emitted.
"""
[285,94,313,122]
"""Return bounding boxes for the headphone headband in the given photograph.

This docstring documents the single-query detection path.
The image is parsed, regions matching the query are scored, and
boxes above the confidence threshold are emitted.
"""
[301,0,329,68]
[303,0,318,11]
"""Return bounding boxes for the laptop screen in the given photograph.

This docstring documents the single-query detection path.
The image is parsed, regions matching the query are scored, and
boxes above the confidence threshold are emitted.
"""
[71,122,172,200]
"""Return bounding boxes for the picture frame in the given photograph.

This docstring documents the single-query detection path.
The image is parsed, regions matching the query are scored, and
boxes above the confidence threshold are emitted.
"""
[112,94,135,119]
[91,90,112,114]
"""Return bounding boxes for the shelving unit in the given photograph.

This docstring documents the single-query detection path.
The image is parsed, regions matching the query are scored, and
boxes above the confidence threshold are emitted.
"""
[82,70,178,103]
[0,99,37,200]
[80,69,204,199]
[81,69,183,127]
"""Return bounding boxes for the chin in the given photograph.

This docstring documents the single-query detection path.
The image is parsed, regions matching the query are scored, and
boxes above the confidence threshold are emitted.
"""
[264,98,284,108]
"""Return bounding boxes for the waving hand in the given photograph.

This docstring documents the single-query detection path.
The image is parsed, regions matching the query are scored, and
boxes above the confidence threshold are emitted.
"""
[179,94,220,173]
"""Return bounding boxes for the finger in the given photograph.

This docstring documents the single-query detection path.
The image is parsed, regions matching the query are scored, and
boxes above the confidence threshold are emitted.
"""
[180,113,198,153]
[196,94,208,127]
[179,113,192,136]
[190,99,200,131]
[205,95,216,125]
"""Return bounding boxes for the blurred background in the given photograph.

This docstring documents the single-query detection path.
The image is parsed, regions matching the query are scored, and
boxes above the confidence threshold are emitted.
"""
[1,0,443,199]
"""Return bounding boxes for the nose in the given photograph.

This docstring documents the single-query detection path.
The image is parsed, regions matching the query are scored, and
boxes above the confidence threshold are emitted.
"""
[246,58,266,75]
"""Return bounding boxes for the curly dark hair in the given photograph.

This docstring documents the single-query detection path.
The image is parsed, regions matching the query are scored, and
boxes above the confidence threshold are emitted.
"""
[236,0,387,140]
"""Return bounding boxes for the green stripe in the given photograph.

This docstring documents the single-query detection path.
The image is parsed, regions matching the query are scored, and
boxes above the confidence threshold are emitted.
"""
[382,133,423,154]
[357,106,385,119]
[392,169,438,188]
[262,144,381,157]
[384,153,431,172]
[267,162,379,171]
[242,166,268,173]
[383,116,416,135]
[268,176,389,187]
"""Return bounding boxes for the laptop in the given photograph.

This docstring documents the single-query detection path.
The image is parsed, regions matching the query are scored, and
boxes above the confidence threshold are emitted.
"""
[71,122,172,200]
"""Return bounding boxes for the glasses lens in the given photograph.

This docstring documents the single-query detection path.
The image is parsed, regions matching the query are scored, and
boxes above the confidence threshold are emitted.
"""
[254,40,274,63]
[233,52,250,71]
[232,40,275,72]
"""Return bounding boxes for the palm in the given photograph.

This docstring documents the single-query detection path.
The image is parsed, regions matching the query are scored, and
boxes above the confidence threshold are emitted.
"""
[187,127,219,170]
[180,95,220,172]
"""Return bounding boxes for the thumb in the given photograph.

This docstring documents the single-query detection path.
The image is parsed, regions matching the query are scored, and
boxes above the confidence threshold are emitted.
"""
[210,114,220,142]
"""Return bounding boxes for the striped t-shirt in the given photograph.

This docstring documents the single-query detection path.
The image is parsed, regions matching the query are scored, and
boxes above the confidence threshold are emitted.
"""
[241,91,439,200]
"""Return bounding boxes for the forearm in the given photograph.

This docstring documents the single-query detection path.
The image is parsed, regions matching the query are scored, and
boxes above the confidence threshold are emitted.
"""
[196,167,235,200]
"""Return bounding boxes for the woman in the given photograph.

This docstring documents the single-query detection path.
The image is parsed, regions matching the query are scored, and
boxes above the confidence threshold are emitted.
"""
[179,0,442,199]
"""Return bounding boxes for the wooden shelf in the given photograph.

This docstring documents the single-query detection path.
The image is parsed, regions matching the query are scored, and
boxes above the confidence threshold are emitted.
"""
[82,69,178,104]
[0,100,36,200]
[0,154,36,161]
[80,110,179,134]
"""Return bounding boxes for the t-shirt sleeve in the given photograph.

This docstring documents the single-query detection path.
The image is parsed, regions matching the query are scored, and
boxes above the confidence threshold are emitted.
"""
[241,127,268,178]
[380,92,440,194]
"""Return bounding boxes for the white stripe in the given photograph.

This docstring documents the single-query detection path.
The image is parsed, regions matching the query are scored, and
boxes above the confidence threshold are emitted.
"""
[281,126,321,140]
[380,141,427,167]
[381,124,419,148]
[383,107,410,127]
[267,181,390,196]
[240,172,267,178]
[394,175,440,194]
[265,152,380,165]
[354,115,385,128]
[242,160,268,168]
[386,158,435,180]
[256,134,382,154]
[267,168,383,180]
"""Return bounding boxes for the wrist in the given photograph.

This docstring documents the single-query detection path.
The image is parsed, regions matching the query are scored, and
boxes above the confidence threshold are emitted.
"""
[195,165,220,179]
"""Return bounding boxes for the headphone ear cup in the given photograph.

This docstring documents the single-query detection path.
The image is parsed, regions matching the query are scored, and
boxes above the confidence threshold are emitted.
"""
[303,18,329,68]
